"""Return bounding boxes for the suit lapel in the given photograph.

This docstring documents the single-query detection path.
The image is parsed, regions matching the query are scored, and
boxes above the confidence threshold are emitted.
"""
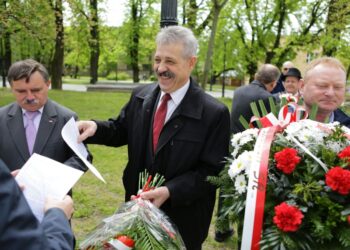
[7,104,30,160]
[34,100,57,154]
[155,80,203,154]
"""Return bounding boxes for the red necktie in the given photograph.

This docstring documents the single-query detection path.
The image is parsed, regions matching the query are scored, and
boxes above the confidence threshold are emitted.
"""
[153,93,171,152]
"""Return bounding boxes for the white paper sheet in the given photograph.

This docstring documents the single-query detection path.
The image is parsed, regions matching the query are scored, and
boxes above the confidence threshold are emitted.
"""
[15,153,84,222]
[61,117,106,183]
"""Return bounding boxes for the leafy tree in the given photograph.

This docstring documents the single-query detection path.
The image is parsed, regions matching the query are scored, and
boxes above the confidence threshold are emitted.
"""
[200,0,229,89]
[124,0,158,83]
[67,0,101,84]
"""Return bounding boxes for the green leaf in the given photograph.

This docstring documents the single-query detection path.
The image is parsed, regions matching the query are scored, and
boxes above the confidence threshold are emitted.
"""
[239,115,250,129]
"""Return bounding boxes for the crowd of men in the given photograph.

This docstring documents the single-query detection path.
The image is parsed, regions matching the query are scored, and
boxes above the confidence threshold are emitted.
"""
[0,25,349,249]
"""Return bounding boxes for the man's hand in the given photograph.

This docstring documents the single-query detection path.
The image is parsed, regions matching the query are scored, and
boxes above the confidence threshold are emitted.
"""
[76,120,97,143]
[44,195,74,220]
[11,169,20,178]
[139,186,170,208]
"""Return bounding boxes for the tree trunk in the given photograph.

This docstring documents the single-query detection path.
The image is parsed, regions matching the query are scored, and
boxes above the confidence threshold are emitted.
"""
[3,30,11,85]
[1,0,11,87]
[50,0,64,89]
[130,0,140,83]
[89,0,99,84]
[201,5,220,89]
[322,0,349,56]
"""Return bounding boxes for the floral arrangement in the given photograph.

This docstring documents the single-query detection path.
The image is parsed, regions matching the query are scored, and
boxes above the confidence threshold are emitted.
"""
[80,171,185,250]
[212,117,350,249]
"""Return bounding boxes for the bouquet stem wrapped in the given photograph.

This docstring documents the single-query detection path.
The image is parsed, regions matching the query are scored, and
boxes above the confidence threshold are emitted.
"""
[80,172,185,250]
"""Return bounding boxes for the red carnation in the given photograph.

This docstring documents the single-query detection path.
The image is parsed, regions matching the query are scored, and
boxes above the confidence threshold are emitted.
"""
[273,202,304,232]
[325,167,350,195]
[338,146,350,164]
[274,148,301,174]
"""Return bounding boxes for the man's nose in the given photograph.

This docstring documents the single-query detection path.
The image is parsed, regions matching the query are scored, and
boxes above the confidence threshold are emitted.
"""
[324,86,335,96]
[157,62,167,73]
[26,91,35,100]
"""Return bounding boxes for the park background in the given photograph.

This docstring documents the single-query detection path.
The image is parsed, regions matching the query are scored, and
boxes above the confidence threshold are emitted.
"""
[1,0,350,249]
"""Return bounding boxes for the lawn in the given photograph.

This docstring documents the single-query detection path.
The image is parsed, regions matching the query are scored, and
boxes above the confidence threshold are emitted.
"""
[0,88,235,250]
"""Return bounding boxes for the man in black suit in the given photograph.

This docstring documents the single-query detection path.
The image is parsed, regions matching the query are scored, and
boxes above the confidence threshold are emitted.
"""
[77,26,231,250]
[0,159,74,249]
[301,57,350,127]
[230,64,280,133]
[0,59,90,172]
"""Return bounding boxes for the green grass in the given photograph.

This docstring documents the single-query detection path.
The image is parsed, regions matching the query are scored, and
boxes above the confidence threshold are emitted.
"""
[0,88,235,250]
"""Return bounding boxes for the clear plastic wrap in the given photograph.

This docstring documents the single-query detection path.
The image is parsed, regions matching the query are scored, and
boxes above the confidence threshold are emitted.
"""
[79,198,186,250]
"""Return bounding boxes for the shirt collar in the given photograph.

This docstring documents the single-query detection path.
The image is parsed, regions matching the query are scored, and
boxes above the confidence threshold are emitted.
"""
[22,107,44,115]
[160,80,190,105]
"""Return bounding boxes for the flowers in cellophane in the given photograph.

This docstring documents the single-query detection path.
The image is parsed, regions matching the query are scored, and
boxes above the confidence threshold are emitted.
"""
[212,119,350,249]
[80,172,186,250]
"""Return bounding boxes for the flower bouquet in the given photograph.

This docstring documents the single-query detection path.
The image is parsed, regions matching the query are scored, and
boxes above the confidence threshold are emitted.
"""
[80,172,185,250]
[211,98,350,249]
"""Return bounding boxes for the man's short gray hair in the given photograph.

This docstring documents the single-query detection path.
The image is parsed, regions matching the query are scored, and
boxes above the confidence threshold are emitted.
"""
[255,64,280,85]
[156,26,198,58]
[7,59,49,85]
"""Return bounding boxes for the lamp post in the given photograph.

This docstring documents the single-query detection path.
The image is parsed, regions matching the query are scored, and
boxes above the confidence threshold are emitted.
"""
[160,0,178,28]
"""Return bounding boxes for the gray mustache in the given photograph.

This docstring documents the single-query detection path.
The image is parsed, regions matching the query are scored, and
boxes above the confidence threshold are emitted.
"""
[156,70,175,78]
[25,99,39,104]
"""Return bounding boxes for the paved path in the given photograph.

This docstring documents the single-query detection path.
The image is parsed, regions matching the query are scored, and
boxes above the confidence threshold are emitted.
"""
[2,81,233,99]
[62,84,233,99]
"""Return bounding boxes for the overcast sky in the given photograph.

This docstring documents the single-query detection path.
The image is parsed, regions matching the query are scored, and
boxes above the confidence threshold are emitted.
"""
[100,0,127,27]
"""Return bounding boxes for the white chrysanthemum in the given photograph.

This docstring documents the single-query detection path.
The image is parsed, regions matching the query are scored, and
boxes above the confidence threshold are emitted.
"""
[228,150,254,178]
[326,141,343,153]
[231,147,239,159]
[231,128,258,148]
[243,151,255,176]
[234,174,247,194]
[285,121,303,135]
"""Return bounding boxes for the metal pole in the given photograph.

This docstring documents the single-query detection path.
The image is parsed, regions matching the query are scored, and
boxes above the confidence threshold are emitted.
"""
[160,0,178,28]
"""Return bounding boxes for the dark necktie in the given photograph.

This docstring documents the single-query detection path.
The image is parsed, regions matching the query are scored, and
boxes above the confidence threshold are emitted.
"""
[153,94,171,152]
[25,111,39,155]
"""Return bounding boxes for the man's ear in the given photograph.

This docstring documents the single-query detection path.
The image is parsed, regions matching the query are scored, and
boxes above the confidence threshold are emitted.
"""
[188,56,197,70]
[299,79,305,95]
[46,80,51,88]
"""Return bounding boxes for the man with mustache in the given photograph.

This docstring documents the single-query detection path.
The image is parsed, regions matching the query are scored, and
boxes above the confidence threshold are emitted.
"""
[300,57,350,126]
[77,26,231,249]
[0,59,90,172]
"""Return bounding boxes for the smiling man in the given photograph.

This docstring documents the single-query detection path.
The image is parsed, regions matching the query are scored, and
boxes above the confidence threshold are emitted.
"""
[77,26,231,249]
[301,57,350,126]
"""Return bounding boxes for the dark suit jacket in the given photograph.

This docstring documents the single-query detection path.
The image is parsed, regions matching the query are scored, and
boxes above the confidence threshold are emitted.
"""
[334,108,350,128]
[271,74,285,94]
[87,79,231,249]
[231,80,277,133]
[0,99,89,171]
[0,159,74,249]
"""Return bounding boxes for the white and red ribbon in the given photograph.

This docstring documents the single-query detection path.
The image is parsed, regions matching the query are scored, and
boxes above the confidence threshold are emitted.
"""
[250,103,308,129]
[241,126,279,250]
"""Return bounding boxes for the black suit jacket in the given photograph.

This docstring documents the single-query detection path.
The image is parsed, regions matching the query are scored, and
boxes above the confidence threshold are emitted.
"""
[0,159,74,249]
[334,108,350,128]
[231,80,277,133]
[87,79,231,249]
[0,99,90,171]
